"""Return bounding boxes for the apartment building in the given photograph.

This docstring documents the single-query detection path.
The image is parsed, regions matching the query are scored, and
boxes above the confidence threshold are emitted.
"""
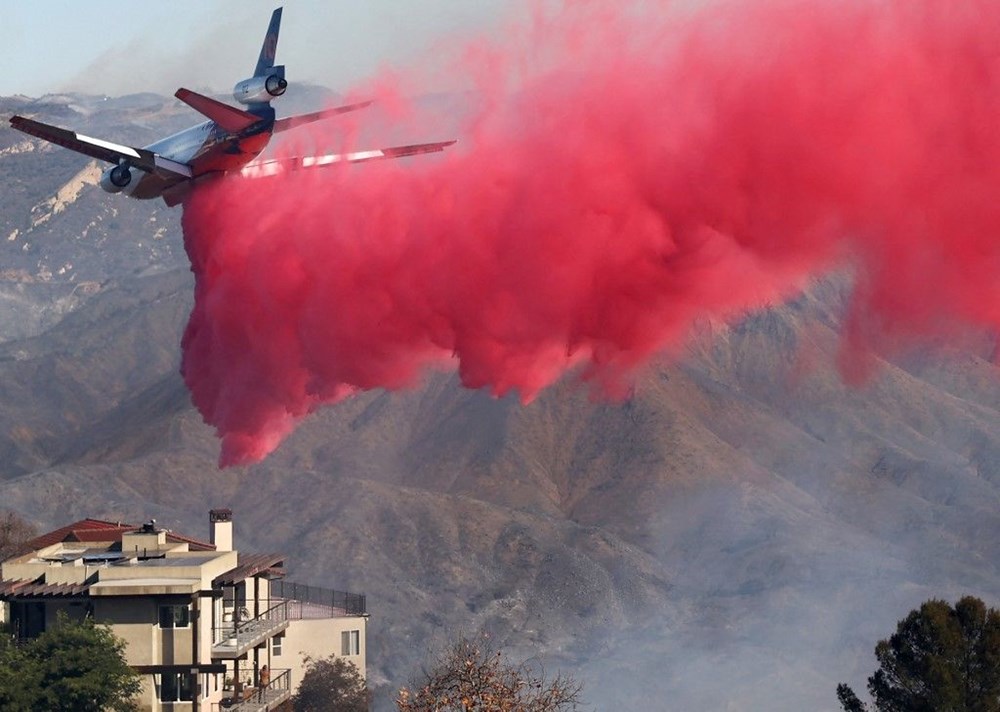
[0,509,367,711]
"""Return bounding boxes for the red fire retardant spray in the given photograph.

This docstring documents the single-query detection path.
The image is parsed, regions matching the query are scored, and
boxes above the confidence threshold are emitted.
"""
[181,0,1000,466]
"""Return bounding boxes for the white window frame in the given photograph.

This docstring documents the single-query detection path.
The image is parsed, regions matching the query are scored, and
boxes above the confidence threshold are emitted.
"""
[157,672,195,702]
[341,629,360,656]
[272,634,283,656]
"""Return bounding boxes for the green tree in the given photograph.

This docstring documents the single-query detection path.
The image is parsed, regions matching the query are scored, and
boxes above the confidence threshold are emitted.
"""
[292,655,369,712]
[0,634,37,712]
[836,683,868,712]
[837,596,1000,711]
[396,634,582,712]
[0,613,141,712]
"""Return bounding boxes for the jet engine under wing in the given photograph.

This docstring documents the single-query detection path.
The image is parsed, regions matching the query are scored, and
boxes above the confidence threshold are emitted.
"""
[8,116,192,179]
[272,101,374,134]
[239,140,457,178]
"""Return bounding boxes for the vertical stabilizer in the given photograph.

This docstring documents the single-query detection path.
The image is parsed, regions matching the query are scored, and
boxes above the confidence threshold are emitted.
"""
[254,7,283,77]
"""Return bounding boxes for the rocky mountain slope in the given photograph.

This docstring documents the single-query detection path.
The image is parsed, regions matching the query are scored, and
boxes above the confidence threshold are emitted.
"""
[1,93,998,711]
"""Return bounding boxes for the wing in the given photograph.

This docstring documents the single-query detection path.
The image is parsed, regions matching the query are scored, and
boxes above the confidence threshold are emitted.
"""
[10,115,157,169]
[8,116,192,178]
[163,140,456,206]
[272,101,374,134]
[239,140,456,178]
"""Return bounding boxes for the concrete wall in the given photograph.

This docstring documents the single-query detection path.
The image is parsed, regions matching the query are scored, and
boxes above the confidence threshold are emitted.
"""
[93,596,195,667]
[279,615,368,693]
[41,599,89,628]
[134,675,154,712]
[2,548,237,590]
[2,559,93,585]
[195,594,214,667]
[96,550,237,589]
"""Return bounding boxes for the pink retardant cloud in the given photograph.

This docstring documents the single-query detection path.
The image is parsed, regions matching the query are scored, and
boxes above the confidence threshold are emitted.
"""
[181,0,1000,465]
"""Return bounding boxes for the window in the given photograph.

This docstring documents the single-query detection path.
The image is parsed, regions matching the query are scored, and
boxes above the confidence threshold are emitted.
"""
[158,604,190,629]
[341,629,360,656]
[272,634,283,656]
[159,672,195,702]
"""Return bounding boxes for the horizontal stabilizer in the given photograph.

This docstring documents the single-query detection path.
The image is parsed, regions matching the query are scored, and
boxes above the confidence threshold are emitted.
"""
[272,101,374,134]
[175,89,260,132]
[239,140,456,178]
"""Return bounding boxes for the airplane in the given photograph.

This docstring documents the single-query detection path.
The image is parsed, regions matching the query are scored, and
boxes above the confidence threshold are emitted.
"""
[8,7,455,207]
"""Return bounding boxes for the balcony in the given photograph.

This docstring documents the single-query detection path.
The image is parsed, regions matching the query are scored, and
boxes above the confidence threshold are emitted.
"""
[212,668,291,711]
[211,602,289,659]
[270,579,366,617]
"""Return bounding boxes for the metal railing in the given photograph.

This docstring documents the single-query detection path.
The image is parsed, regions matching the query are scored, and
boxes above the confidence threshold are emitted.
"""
[270,579,366,616]
[211,668,291,711]
[211,601,289,657]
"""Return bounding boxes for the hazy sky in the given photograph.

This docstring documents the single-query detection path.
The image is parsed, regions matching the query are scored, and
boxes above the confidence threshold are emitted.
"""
[3,0,510,97]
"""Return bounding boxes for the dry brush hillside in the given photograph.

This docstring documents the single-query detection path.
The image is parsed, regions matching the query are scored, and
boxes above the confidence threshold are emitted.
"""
[1,93,998,711]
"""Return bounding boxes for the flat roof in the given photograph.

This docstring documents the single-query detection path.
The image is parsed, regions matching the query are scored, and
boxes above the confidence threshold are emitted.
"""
[35,548,127,564]
[114,555,219,568]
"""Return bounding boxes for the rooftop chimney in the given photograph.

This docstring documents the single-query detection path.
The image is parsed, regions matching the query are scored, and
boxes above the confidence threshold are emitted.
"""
[210,509,233,552]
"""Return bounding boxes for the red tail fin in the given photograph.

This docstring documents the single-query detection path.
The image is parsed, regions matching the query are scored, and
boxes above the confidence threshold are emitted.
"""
[175,89,260,133]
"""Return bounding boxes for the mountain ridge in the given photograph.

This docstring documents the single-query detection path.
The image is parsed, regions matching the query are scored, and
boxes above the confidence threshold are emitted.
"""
[1,92,998,711]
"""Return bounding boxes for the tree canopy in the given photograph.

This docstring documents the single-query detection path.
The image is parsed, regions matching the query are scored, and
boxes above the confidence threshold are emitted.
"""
[837,595,1000,712]
[0,635,35,712]
[0,613,141,712]
[396,634,582,712]
[292,655,369,712]
[0,511,36,562]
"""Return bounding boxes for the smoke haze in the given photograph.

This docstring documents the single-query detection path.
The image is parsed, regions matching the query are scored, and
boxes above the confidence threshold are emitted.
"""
[49,0,509,99]
[181,0,1000,465]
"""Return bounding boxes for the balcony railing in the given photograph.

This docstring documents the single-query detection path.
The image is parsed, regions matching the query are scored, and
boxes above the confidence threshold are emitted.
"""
[270,579,366,616]
[211,668,291,712]
[211,601,289,659]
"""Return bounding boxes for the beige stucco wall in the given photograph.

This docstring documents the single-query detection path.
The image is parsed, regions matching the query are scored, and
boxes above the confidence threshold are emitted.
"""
[277,615,368,693]
[41,600,89,628]
[110,604,220,712]
[1,548,237,591]
[211,519,233,553]
[195,594,214,667]
[2,559,94,585]
[97,550,237,590]
[120,530,168,554]
[93,596,195,666]
[135,675,156,712]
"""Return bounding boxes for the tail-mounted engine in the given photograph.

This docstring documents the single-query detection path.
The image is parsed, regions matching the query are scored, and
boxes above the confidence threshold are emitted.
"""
[233,66,287,105]
[100,163,133,194]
